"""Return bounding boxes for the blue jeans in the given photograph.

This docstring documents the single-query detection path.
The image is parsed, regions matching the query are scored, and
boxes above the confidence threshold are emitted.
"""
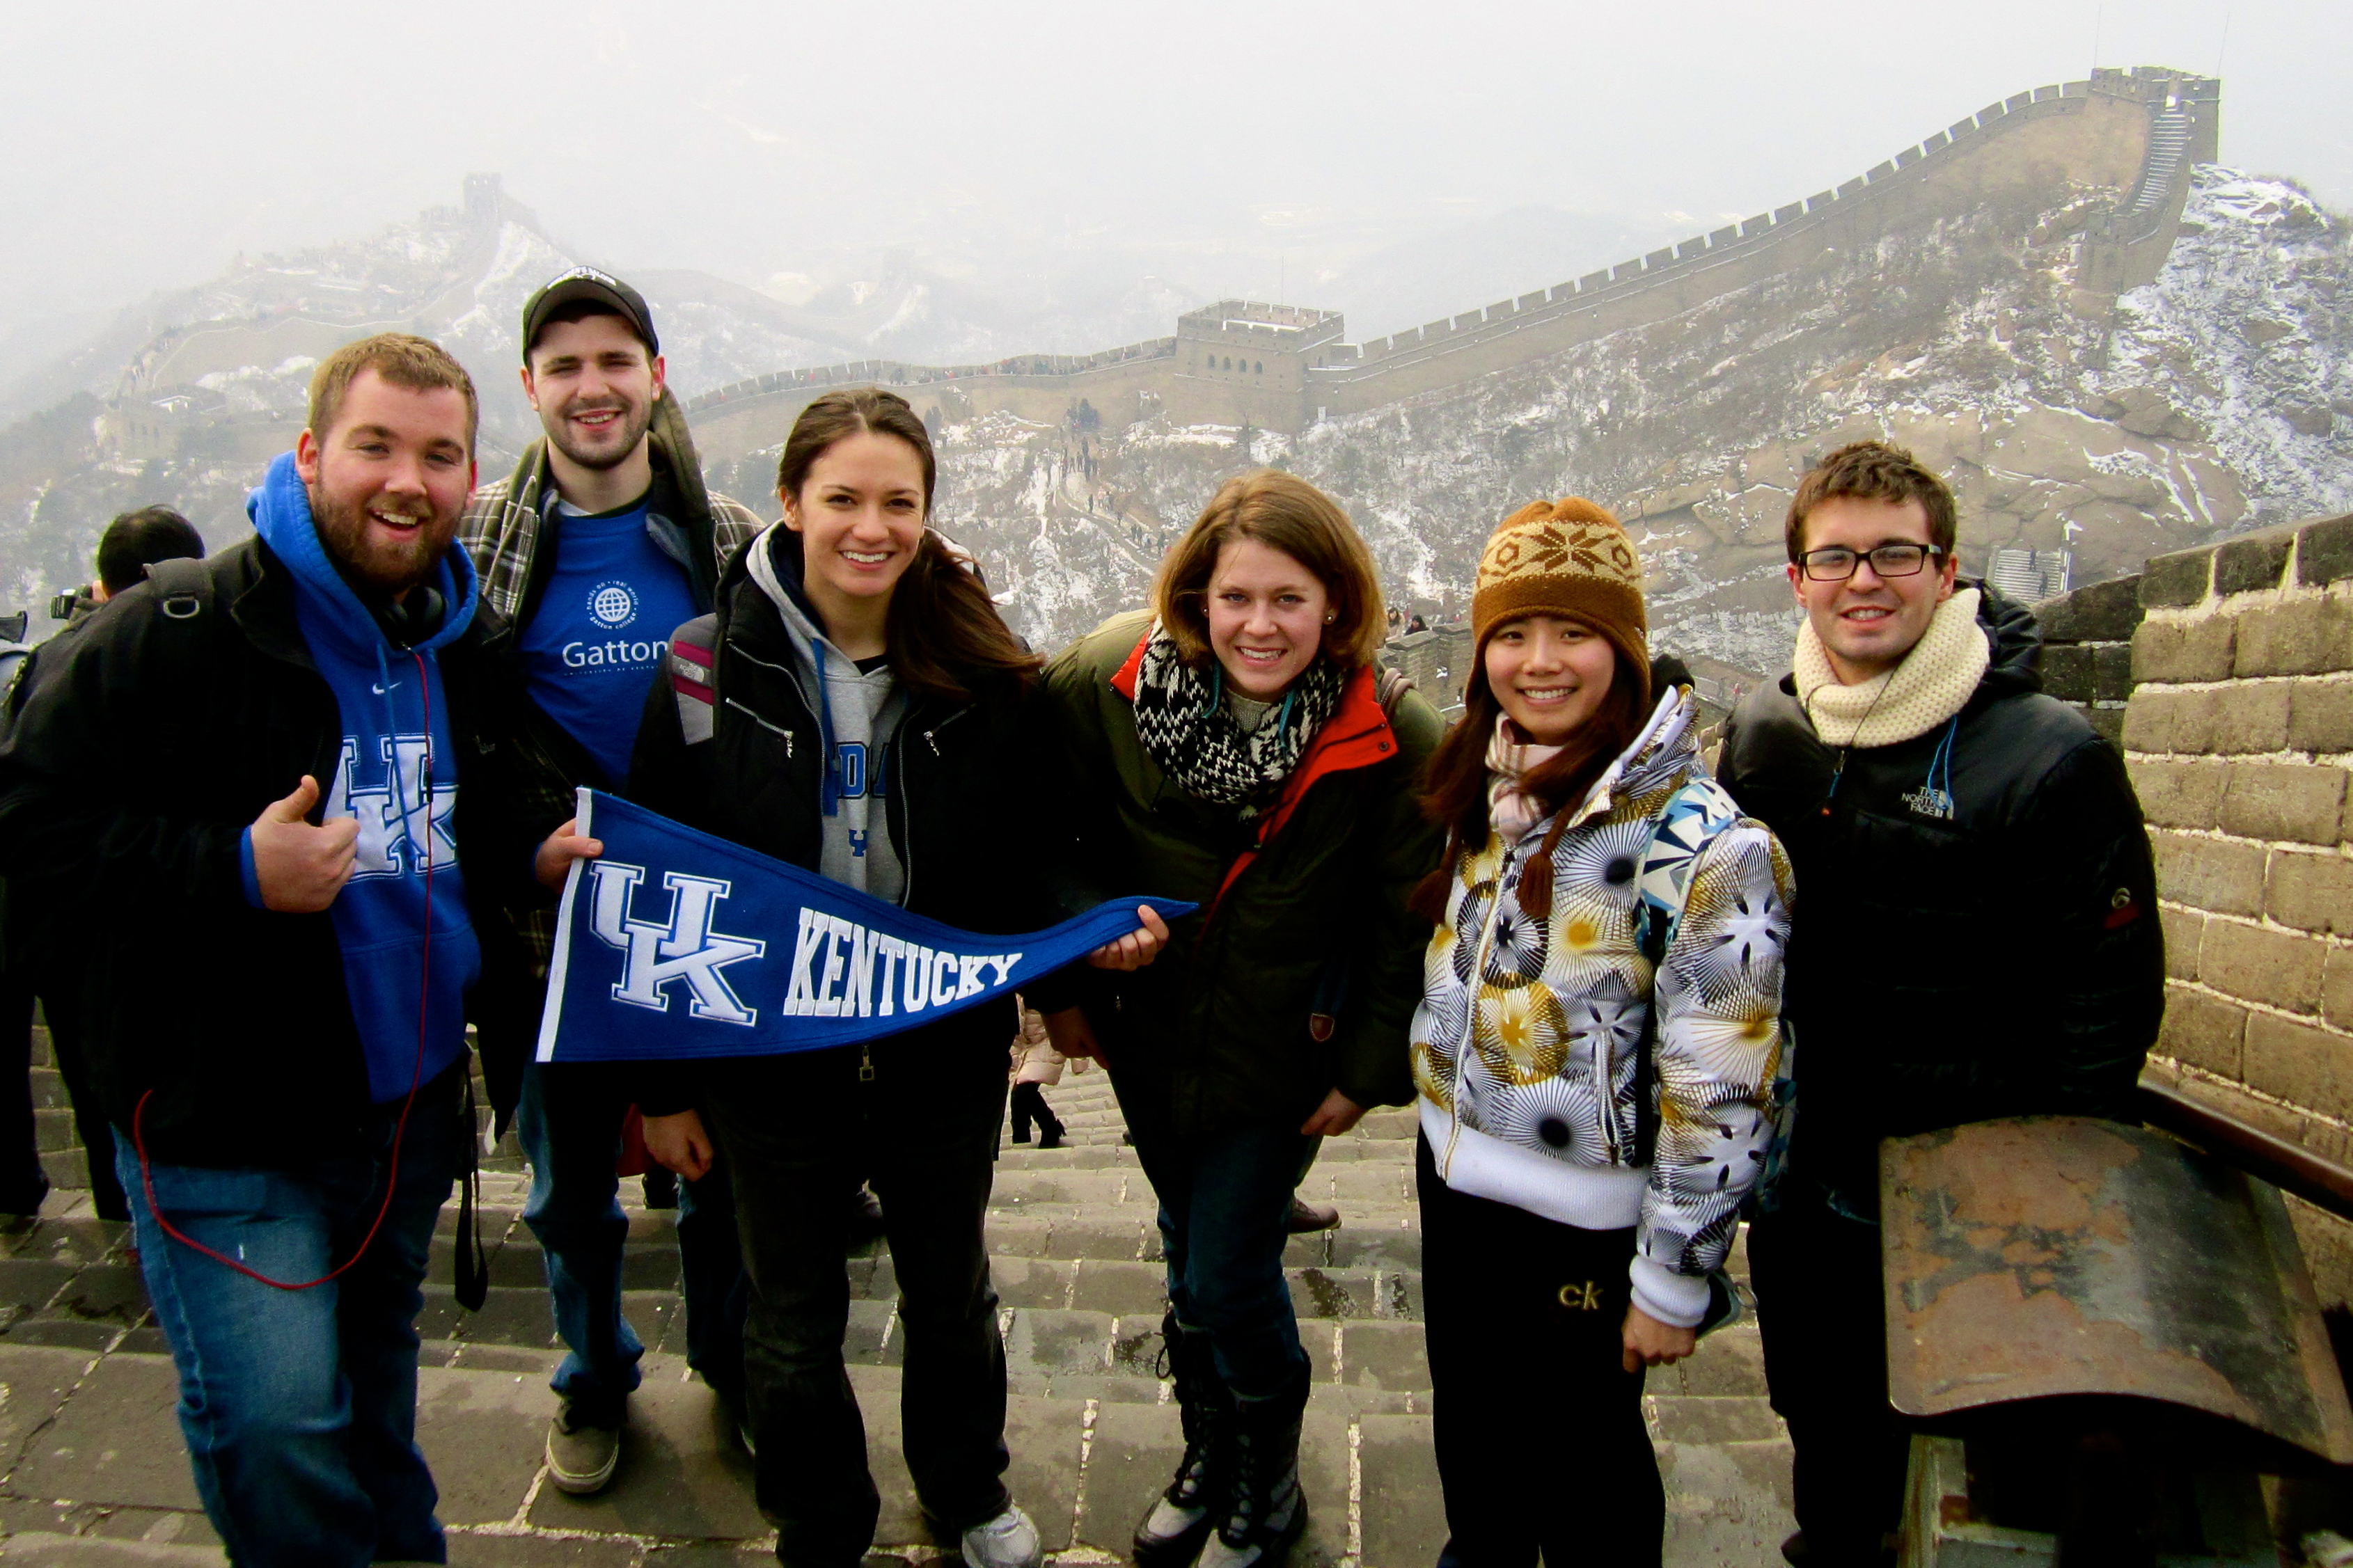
[1126,1114,1318,1399]
[117,1061,469,1567]
[515,1061,746,1423]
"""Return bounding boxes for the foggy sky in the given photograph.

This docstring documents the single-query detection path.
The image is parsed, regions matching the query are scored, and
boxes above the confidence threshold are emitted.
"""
[6,0,2346,351]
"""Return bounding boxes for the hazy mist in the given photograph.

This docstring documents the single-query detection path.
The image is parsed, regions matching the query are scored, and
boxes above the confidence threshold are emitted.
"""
[4,1,2345,361]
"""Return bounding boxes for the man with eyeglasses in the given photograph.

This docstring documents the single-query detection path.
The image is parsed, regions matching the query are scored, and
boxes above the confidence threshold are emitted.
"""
[1715,440,2162,1568]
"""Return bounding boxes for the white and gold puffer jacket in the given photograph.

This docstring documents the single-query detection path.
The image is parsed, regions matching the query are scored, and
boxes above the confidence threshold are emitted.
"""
[1413,690,1792,1327]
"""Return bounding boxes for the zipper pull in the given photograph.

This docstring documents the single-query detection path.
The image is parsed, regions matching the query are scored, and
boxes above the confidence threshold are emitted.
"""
[858,1044,875,1083]
[925,729,941,757]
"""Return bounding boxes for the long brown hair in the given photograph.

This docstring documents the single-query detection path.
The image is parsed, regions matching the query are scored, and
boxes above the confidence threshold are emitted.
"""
[1410,633,1647,921]
[1153,470,1387,667]
[776,387,1039,701]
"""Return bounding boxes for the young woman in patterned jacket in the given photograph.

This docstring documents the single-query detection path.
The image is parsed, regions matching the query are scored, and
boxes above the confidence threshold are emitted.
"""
[1410,498,1792,1568]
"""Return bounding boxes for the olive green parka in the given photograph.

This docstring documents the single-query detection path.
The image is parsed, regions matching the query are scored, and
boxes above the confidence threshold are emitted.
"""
[1042,611,1445,1136]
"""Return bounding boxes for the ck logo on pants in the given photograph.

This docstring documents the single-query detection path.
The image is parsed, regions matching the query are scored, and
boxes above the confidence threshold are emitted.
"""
[324,734,458,878]
[588,862,768,1026]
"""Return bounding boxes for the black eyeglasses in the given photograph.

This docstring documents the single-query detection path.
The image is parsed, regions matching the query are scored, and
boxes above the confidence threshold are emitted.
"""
[1797,544,1944,582]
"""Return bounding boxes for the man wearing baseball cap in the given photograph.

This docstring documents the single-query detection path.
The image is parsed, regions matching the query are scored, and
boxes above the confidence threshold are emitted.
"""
[460,267,762,1494]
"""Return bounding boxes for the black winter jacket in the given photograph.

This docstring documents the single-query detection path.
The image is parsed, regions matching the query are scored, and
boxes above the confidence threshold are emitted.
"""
[0,539,538,1167]
[1040,612,1445,1137]
[627,528,1064,1111]
[1714,582,2164,1215]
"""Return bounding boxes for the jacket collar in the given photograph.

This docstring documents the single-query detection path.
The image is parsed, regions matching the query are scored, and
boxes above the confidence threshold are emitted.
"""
[1112,628,1402,914]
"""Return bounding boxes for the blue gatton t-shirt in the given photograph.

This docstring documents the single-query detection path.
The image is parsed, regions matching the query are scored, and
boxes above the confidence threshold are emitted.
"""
[521,498,699,786]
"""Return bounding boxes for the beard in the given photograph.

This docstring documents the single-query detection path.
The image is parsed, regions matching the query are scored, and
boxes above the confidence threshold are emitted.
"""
[310,484,455,596]
[548,393,654,472]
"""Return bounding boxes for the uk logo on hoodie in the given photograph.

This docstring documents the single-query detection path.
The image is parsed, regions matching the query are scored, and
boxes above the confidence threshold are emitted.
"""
[326,734,459,878]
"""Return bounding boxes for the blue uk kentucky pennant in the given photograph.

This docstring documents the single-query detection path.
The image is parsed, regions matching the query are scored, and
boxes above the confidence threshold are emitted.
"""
[535,789,1193,1063]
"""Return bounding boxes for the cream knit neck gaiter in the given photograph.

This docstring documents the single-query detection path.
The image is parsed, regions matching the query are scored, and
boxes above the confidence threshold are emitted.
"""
[1795,587,1990,749]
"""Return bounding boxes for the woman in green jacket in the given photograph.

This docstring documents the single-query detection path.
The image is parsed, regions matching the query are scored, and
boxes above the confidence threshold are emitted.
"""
[1039,470,1442,1568]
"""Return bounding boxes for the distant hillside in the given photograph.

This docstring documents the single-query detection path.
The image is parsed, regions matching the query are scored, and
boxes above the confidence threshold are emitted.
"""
[1,70,2345,691]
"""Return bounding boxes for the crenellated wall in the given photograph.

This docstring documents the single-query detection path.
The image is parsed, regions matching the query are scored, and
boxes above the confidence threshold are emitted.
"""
[679,65,2217,458]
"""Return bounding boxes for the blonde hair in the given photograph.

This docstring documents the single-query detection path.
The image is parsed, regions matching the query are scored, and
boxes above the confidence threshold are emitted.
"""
[1151,470,1387,667]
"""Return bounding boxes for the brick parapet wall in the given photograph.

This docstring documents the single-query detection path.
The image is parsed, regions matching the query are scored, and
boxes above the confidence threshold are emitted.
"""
[2031,572,2147,742]
[2116,512,2353,1301]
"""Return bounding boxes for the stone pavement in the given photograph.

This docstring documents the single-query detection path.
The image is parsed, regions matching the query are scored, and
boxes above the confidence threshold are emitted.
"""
[0,1038,1795,1565]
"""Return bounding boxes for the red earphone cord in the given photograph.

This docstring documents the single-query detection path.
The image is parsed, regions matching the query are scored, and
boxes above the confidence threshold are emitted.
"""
[131,648,438,1290]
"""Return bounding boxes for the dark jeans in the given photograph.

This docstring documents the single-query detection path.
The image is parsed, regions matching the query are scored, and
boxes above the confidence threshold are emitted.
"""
[703,1031,1011,1568]
[516,1060,748,1423]
[1118,1086,1315,1400]
[1749,1186,1908,1565]
[1417,1135,1662,1568]
[116,1061,470,1567]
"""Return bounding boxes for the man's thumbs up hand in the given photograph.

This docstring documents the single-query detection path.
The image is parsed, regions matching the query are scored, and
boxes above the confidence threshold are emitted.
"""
[250,775,359,912]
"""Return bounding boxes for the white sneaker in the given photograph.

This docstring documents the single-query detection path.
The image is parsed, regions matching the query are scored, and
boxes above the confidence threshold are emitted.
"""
[963,1503,1044,1568]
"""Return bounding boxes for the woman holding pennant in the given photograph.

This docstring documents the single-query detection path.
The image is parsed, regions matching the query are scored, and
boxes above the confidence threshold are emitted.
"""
[1039,471,1444,1568]
[536,387,1165,1568]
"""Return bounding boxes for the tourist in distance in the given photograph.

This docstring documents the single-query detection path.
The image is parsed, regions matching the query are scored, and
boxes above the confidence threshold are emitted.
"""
[1008,995,1083,1149]
[0,335,538,1566]
[458,267,762,1498]
[1409,498,1790,1568]
[1038,470,1443,1568]
[1714,441,2164,1568]
[538,386,1107,1568]
[0,505,207,1223]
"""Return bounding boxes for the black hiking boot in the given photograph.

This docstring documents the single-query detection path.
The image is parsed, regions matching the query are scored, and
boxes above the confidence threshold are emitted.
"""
[1133,1312,1230,1567]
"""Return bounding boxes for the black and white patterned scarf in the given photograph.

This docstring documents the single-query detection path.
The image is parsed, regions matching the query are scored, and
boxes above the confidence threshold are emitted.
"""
[1130,620,1347,810]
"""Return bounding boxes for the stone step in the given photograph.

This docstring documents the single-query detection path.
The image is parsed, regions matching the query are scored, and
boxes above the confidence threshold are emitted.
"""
[0,1345,1791,1566]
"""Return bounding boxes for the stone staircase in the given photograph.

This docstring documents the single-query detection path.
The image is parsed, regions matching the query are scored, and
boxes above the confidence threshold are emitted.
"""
[0,1038,1796,1565]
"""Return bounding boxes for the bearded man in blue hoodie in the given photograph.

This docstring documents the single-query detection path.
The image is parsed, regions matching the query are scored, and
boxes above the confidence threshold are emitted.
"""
[0,333,537,1567]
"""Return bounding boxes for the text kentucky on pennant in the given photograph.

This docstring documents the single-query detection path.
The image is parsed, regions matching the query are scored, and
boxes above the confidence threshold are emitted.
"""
[535,790,1193,1063]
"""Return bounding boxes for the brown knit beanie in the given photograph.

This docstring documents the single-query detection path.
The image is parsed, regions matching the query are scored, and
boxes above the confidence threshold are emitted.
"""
[1472,498,1651,711]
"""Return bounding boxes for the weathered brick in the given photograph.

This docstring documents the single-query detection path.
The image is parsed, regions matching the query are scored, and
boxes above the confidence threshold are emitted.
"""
[2153,831,2267,917]
[2201,919,2324,1013]
[2299,513,2353,588]
[2141,546,2214,608]
[2214,526,2295,596]
[2159,905,2205,981]
[2288,679,2353,754]
[2040,642,2093,703]
[2268,850,2353,936]
[2210,680,2292,754]
[2233,595,2353,677]
[2244,1012,2353,1122]
[2326,946,2353,1032]
[2092,642,2136,703]
[2132,615,2236,683]
[2159,987,2246,1079]
[2217,761,2348,844]
[2037,574,2145,642]
[2123,687,2201,754]
[2128,759,2227,830]
[2086,706,2125,744]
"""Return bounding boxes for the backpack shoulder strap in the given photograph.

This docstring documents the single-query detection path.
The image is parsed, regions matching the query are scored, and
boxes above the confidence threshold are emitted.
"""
[1375,664,1415,715]
[668,612,722,745]
[144,556,214,624]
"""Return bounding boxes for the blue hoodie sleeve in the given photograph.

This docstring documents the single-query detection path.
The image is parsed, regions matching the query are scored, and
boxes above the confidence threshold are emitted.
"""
[239,827,265,909]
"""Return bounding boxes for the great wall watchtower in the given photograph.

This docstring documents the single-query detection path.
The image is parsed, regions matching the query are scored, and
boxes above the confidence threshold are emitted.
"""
[684,65,2219,461]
